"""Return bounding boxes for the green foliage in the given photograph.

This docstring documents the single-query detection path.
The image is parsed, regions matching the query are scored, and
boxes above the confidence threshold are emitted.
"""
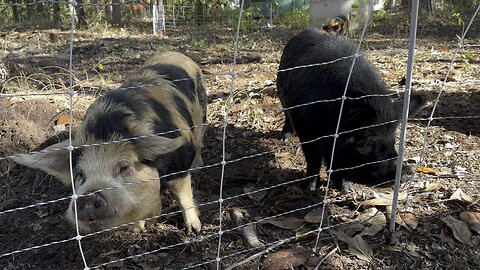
[279,7,309,29]
[351,1,361,9]
[451,12,464,26]
[228,6,262,31]
[371,8,387,28]
[194,39,207,48]
[463,51,475,62]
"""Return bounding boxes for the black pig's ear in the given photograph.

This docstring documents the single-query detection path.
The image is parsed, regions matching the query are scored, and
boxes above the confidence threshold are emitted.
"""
[134,135,185,161]
[393,92,427,118]
[11,140,72,185]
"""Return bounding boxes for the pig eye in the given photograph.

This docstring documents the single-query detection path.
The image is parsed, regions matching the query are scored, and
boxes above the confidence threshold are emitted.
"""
[75,172,86,185]
[115,161,135,178]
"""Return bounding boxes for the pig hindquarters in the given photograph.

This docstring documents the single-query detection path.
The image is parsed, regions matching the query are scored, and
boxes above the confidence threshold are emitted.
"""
[277,28,425,190]
[13,51,206,233]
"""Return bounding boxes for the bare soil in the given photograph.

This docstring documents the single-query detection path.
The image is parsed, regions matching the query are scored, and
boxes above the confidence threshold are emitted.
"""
[1,21,480,270]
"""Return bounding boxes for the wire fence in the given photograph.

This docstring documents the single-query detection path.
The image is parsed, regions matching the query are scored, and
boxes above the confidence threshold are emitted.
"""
[1,0,480,269]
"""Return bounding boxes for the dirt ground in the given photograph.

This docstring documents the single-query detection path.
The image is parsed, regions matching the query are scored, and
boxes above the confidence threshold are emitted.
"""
[1,18,480,270]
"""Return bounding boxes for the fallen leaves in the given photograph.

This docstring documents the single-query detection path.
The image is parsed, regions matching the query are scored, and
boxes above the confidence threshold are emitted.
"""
[362,192,407,206]
[395,212,419,230]
[332,230,373,261]
[244,184,266,202]
[264,217,304,230]
[416,167,439,175]
[53,114,72,132]
[355,208,386,237]
[441,215,472,244]
[450,188,474,204]
[304,207,328,224]
[263,248,309,270]
[459,211,480,234]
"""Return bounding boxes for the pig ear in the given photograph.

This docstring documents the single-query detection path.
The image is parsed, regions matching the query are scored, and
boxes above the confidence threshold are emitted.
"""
[393,92,427,118]
[134,136,185,161]
[11,140,72,185]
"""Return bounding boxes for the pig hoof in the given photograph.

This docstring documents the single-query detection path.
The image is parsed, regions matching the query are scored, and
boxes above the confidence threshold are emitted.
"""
[341,181,354,194]
[186,218,202,234]
[280,132,292,142]
[131,220,146,233]
[307,179,317,191]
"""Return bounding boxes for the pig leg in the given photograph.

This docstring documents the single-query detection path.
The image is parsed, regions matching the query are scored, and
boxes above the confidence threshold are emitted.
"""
[167,173,202,233]
[301,143,322,190]
[281,112,294,141]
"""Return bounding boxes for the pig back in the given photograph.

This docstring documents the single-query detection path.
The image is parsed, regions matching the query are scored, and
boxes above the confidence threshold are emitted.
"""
[277,28,393,135]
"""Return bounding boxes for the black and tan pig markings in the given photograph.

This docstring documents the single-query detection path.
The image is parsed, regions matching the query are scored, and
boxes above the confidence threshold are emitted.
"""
[13,52,206,234]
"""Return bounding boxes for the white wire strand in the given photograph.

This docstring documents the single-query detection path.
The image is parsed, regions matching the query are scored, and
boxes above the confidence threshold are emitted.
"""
[1,2,479,268]
[402,1,480,216]
[0,113,471,218]
[66,1,89,269]
[215,1,245,269]
[314,2,373,251]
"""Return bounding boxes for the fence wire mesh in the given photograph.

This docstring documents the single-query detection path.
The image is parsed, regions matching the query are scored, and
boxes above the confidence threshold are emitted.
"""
[1,0,480,269]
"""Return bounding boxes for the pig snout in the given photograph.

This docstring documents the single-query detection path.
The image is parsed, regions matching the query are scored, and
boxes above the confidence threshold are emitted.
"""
[75,193,108,222]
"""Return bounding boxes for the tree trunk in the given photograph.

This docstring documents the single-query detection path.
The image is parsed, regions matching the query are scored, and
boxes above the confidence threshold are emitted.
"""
[36,0,44,16]
[420,0,434,14]
[11,0,19,23]
[112,0,122,26]
[76,0,88,26]
[53,2,61,28]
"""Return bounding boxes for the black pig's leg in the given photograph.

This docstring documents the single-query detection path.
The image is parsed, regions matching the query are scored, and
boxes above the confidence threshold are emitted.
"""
[301,143,322,190]
[168,173,202,234]
[281,112,294,141]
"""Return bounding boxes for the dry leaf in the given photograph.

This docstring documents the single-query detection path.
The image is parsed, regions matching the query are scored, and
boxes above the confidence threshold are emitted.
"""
[426,182,442,191]
[53,114,72,132]
[243,184,266,202]
[395,212,419,229]
[304,207,328,224]
[450,188,474,204]
[357,208,386,236]
[264,217,304,230]
[459,212,480,234]
[416,167,438,175]
[263,248,309,270]
[332,230,372,261]
[439,227,455,249]
[55,114,72,125]
[441,215,472,243]
[406,156,421,164]
[363,192,407,206]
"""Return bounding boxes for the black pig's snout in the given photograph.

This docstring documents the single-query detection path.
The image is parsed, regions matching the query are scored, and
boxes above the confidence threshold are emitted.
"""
[75,193,108,222]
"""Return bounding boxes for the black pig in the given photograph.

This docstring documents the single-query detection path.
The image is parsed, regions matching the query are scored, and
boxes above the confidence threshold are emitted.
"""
[277,28,425,190]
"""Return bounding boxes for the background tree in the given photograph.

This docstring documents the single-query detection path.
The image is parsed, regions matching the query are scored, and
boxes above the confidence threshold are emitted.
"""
[112,0,122,25]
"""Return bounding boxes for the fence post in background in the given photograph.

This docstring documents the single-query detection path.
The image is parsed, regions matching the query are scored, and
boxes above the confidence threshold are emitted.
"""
[172,5,176,28]
[159,0,166,33]
[269,0,273,28]
[389,0,420,234]
[152,4,157,35]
